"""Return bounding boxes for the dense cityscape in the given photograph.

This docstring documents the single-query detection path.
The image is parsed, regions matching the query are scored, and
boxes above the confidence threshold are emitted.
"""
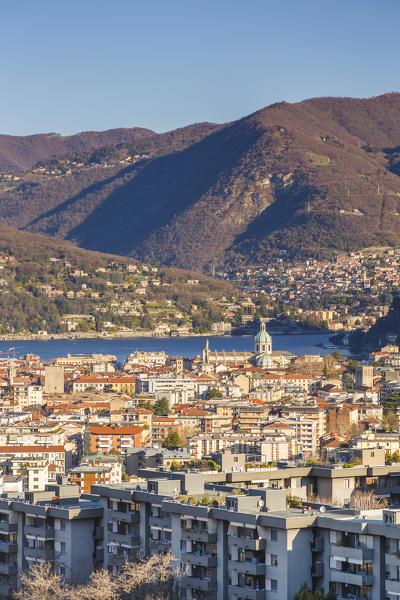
[0,321,398,598]
[2,1,400,599]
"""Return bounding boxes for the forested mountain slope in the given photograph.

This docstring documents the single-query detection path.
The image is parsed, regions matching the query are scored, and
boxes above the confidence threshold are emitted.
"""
[1,93,400,269]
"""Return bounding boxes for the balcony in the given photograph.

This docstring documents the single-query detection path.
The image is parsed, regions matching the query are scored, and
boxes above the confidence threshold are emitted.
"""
[149,516,171,528]
[0,562,17,575]
[228,560,266,576]
[181,552,217,567]
[0,542,17,554]
[108,531,141,547]
[228,536,266,551]
[310,537,324,552]
[331,544,373,562]
[181,575,217,592]
[24,526,55,539]
[108,553,127,566]
[386,578,400,595]
[150,540,171,553]
[109,510,140,524]
[181,529,217,544]
[330,569,373,587]
[227,585,266,599]
[311,562,324,578]
[0,522,17,535]
[385,552,400,567]
[24,547,55,561]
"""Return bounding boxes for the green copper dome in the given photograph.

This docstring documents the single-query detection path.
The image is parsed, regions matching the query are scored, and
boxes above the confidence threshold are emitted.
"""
[255,320,271,343]
[256,353,274,367]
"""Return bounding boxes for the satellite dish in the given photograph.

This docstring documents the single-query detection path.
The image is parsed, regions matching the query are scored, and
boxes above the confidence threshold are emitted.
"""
[319,506,326,513]
[258,500,265,508]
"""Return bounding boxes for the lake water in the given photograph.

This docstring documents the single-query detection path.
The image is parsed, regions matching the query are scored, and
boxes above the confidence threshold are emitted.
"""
[0,332,348,364]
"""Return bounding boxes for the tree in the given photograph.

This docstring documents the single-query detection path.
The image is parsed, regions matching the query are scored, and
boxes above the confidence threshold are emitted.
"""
[323,355,337,378]
[206,387,223,400]
[70,570,119,600]
[346,359,360,372]
[386,451,400,464]
[154,397,171,416]
[331,350,343,361]
[385,410,398,432]
[137,399,154,411]
[294,583,335,600]
[350,489,388,510]
[170,460,182,471]
[14,562,67,600]
[118,551,179,599]
[15,553,178,600]
[162,430,185,449]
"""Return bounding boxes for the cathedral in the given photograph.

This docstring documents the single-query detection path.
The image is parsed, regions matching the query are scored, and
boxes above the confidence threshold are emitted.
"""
[201,319,292,370]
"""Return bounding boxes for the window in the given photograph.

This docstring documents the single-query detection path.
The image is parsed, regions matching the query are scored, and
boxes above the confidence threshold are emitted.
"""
[344,479,350,488]
[60,542,66,552]
[271,554,278,566]
[60,520,66,530]
[271,579,278,592]
[270,529,278,541]
[385,513,395,524]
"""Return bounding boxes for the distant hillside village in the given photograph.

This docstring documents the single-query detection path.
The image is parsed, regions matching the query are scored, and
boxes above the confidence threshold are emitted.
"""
[0,245,400,340]
[0,321,399,597]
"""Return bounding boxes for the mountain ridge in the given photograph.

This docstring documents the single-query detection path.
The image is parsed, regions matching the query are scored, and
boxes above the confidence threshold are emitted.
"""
[1,92,400,269]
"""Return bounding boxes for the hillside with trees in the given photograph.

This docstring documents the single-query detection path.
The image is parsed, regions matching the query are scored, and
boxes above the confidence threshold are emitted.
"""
[1,93,400,269]
[0,122,220,173]
[0,224,236,335]
[349,292,400,350]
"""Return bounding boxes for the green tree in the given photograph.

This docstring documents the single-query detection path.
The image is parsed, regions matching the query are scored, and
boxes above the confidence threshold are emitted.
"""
[162,430,185,449]
[385,410,398,432]
[153,397,171,416]
[137,399,154,411]
[170,460,182,471]
[294,583,335,600]
[206,387,223,400]
[346,359,360,372]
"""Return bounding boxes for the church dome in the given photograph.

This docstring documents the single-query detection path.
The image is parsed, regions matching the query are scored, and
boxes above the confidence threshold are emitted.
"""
[256,353,274,367]
[255,320,271,344]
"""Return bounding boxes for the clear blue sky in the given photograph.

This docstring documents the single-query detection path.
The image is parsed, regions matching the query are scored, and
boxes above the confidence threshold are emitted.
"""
[1,0,399,136]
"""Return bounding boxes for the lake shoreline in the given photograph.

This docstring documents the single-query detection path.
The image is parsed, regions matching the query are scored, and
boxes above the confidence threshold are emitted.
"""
[0,328,332,343]
[0,332,343,364]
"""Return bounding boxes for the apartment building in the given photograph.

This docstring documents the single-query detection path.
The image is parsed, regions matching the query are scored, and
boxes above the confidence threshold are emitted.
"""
[69,453,122,493]
[126,447,192,475]
[0,484,103,599]
[187,433,267,461]
[5,472,400,599]
[280,405,327,440]
[0,446,66,475]
[92,478,400,600]
[87,426,143,455]
[135,376,196,404]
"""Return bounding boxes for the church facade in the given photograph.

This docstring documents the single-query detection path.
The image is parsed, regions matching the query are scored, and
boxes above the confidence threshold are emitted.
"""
[201,320,292,370]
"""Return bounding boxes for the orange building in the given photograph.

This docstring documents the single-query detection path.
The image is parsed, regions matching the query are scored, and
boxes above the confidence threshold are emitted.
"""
[69,465,114,493]
[89,425,143,455]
